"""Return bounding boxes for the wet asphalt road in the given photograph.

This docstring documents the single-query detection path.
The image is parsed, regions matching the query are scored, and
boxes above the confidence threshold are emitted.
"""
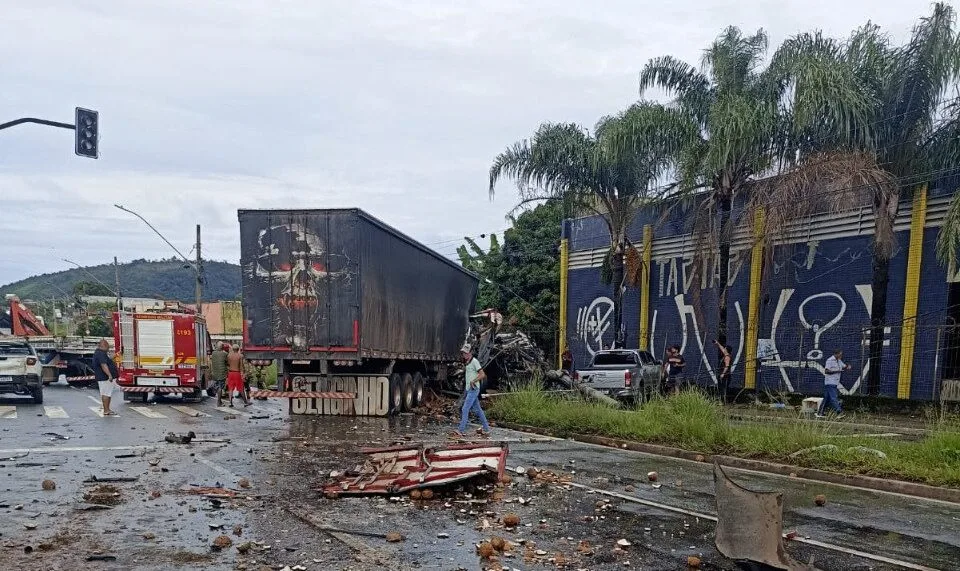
[0,382,957,570]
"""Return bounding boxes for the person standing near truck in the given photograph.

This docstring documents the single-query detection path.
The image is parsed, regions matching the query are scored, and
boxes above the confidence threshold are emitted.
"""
[713,340,732,403]
[210,343,229,407]
[452,344,491,439]
[664,346,686,396]
[226,344,250,407]
[92,339,119,416]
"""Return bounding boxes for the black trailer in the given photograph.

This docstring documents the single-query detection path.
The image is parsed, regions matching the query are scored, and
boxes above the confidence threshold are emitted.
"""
[238,209,478,415]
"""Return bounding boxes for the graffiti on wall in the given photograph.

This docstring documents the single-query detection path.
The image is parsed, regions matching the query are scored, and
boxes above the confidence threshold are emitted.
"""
[575,296,616,356]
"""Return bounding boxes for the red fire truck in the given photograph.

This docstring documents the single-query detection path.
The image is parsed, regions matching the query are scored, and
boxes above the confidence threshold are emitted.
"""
[113,308,212,402]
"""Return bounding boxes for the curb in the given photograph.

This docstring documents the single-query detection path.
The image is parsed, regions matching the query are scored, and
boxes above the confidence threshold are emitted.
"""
[497,421,960,504]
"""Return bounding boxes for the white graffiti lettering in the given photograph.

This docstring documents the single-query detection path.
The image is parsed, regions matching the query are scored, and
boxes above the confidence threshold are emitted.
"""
[576,297,615,356]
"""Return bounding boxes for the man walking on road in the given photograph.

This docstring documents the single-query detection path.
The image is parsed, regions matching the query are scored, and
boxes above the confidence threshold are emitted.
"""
[92,339,119,416]
[818,349,850,418]
[211,343,229,407]
[452,344,491,439]
[226,344,250,407]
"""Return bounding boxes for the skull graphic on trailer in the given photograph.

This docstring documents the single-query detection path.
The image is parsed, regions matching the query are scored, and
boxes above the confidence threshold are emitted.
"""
[254,223,328,310]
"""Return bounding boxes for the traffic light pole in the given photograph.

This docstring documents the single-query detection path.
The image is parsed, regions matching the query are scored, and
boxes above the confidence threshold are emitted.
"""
[0,117,75,131]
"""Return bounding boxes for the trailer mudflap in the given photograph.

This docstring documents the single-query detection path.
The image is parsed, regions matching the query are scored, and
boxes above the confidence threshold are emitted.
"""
[321,442,508,497]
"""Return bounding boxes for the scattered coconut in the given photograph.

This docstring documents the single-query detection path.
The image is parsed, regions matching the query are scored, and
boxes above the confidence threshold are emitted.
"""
[477,541,496,559]
[142,532,156,540]
[233,524,243,536]
[647,471,658,482]
[150,490,161,499]
[421,489,435,500]
[238,478,251,489]
[212,535,233,550]
[814,494,827,507]
[409,490,423,500]
[41,479,56,491]
[499,474,513,485]
[694,455,705,462]
[385,532,404,543]
[503,513,520,528]
[490,536,507,552]
[687,555,702,568]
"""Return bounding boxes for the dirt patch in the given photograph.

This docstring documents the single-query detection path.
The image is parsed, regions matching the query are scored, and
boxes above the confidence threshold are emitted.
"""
[83,484,123,506]
[168,549,215,564]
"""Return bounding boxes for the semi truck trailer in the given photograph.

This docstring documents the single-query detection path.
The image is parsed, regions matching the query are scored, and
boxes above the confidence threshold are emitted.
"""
[238,209,479,416]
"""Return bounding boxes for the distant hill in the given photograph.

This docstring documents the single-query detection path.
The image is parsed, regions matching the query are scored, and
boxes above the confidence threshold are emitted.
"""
[0,258,241,302]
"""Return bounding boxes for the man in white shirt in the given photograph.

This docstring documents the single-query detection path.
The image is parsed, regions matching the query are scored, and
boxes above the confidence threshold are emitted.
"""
[818,349,850,418]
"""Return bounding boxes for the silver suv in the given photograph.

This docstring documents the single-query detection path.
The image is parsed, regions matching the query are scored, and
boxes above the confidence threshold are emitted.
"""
[0,339,43,404]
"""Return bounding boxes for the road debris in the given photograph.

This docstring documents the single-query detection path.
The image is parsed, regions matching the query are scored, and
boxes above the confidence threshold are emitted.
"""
[321,442,508,496]
[83,484,123,505]
[385,532,404,543]
[165,431,196,444]
[503,513,520,528]
[41,479,56,490]
[814,494,827,506]
[84,475,138,483]
[211,535,233,551]
[647,471,658,482]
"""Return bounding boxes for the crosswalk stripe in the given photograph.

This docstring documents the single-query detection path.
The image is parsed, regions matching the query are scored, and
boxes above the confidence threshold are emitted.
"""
[44,406,69,418]
[0,406,17,419]
[128,406,167,419]
[214,406,253,417]
[89,407,119,418]
[170,405,208,417]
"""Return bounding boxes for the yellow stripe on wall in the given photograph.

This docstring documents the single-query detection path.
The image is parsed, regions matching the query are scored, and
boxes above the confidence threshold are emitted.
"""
[744,208,765,390]
[897,184,928,399]
[639,225,653,350]
[558,237,570,369]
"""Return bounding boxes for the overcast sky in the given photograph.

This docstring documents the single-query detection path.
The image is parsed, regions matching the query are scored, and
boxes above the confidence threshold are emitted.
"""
[0,0,936,287]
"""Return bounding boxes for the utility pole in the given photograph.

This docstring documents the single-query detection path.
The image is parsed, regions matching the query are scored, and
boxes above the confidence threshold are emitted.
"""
[195,225,203,317]
[114,256,123,312]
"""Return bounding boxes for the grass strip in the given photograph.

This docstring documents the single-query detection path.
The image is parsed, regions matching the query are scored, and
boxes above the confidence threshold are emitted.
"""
[488,389,960,488]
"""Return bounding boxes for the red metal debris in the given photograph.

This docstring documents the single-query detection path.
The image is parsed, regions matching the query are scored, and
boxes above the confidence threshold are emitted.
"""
[321,442,508,496]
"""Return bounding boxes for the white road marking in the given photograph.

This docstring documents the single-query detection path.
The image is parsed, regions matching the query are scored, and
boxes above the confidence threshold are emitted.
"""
[129,406,167,419]
[193,454,240,481]
[170,405,208,417]
[214,406,253,417]
[44,406,69,418]
[0,406,17,419]
[0,445,154,455]
[86,395,102,405]
[89,407,119,418]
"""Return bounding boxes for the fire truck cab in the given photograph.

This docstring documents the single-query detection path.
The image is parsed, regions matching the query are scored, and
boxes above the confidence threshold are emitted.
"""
[113,308,212,402]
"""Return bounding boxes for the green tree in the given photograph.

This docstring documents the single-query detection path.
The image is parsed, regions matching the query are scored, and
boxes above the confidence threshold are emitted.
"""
[776,3,960,393]
[489,104,683,347]
[72,280,113,297]
[457,234,504,312]
[632,27,785,350]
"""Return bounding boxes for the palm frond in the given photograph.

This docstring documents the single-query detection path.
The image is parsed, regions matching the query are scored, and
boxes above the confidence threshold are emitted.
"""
[936,191,960,267]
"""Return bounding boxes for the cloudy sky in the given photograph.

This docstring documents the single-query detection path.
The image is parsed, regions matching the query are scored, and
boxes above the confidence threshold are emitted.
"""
[0,0,936,287]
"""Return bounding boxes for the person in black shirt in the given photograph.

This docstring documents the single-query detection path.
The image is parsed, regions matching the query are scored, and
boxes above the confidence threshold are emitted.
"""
[665,345,685,396]
[92,339,120,416]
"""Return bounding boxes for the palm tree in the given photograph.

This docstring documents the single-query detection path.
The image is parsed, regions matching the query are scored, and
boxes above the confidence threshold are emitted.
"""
[634,27,783,349]
[775,3,960,394]
[488,103,684,348]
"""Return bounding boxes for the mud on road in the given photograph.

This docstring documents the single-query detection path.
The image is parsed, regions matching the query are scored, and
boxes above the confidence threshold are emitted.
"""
[1,389,957,570]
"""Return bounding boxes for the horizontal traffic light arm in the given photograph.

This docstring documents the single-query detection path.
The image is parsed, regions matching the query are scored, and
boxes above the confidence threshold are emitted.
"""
[0,117,76,131]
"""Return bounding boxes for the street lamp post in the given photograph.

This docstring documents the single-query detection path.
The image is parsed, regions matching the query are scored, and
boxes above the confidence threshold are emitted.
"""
[113,204,203,316]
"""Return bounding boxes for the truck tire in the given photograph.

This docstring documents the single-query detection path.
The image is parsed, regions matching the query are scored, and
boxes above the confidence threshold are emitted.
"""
[31,386,43,404]
[412,372,425,408]
[401,373,415,412]
[389,373,403,414]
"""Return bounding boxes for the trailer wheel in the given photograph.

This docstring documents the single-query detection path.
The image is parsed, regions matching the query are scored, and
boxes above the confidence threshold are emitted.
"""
[412,372,425,408]
[389,373,403,414]
[401,373,415,412]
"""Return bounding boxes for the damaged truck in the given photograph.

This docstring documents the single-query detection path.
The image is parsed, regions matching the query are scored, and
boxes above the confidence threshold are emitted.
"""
[238,209,479,416]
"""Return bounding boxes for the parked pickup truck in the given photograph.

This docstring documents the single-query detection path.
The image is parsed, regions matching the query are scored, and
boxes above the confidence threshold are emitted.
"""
[575,349,661,402]
[0,339,43,403]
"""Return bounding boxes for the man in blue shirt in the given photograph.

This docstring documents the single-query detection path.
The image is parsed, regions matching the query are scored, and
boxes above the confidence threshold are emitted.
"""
[452,344,491,439]
[92,339,120,417]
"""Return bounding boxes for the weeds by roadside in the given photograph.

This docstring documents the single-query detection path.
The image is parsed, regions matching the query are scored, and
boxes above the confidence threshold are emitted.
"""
[489,389,960,487]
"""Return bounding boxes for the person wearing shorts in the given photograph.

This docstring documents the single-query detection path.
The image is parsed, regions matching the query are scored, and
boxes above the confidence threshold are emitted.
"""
[226,344,250,407]
[92,339,119,416]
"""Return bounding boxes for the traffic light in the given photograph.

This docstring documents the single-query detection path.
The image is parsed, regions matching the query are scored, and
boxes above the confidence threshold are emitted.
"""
[75,107,99,158]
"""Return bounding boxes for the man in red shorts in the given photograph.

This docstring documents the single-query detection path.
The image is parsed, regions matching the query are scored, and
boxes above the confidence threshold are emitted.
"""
[226,344,251,407]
